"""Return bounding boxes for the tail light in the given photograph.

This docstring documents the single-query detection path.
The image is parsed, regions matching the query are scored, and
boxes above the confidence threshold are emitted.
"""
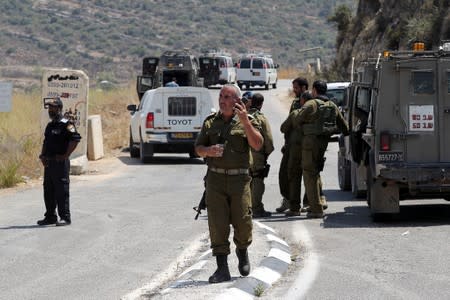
[380,132,390,151]
[263,63,267,69]
[146,112,154,128]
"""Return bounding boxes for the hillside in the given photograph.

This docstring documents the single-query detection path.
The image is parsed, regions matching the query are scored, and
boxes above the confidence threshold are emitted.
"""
[331,0,450,79]
[0,0,355,88]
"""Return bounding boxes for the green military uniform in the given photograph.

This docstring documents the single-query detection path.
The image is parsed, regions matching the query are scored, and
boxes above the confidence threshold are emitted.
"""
[281,109,304,212]
[195,112,262,256]
[248,108,274,214]
[295,97,349,214]
[279,97,302,200]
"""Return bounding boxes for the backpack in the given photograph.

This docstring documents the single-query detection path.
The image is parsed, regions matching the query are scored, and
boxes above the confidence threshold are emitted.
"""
[303,100,338,136]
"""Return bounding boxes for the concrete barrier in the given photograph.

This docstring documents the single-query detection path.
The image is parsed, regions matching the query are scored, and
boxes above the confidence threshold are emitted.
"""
[87,115,104,161]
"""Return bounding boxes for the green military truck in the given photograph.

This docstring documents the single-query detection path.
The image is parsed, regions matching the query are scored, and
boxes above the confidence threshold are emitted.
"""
[136,49,204,100]
[338,41,450,220]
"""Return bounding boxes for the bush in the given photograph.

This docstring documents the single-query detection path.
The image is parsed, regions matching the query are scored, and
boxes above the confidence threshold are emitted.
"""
[0,159,23,188]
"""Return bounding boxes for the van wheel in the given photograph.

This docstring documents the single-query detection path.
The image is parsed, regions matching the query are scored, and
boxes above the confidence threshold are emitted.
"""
[264,83,270,90]
[140,139,154,163]
[272,82,277,89]
[129,130,140,158]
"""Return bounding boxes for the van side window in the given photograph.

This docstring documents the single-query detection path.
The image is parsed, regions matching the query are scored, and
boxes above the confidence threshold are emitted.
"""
[356,87,370,113]
[412,71,434,94]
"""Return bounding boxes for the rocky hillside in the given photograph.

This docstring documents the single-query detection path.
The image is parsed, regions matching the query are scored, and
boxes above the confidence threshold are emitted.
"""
[0,0,355,88]
[331,0,450,79]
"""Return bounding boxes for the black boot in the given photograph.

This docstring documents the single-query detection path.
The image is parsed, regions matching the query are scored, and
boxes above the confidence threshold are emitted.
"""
[208,255,231,283]
[236,248,250,276]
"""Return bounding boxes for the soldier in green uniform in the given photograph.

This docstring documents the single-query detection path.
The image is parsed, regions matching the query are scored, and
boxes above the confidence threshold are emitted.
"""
[276,77,309,213]
[295,80,349,218]
[247,93,274,218]
[195,84,263,283]
[280,91,312,216]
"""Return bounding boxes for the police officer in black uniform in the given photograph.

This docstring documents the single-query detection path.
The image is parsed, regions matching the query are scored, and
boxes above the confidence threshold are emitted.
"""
[37,97,81,226]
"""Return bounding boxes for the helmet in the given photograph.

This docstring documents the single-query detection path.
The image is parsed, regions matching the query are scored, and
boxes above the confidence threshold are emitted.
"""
[242,91,253,104]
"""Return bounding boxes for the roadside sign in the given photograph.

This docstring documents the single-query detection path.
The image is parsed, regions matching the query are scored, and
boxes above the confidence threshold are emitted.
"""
[41,69,89,161]
[0,82,13,112]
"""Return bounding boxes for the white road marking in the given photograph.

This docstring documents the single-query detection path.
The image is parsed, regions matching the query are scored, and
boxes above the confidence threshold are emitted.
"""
[284,223,320,300]
[121,232,209,300]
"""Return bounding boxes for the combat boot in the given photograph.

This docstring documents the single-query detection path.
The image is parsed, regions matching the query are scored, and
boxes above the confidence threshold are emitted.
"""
[37,215,57,226]
[236,248,250,276]
[208,255,231,283]
[275,198,289,213]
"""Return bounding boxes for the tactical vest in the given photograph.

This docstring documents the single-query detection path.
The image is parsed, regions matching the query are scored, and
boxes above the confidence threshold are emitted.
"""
[303,99,338,136]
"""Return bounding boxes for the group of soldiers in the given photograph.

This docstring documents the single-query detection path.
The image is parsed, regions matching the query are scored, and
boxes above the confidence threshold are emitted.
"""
[194,80,349,283]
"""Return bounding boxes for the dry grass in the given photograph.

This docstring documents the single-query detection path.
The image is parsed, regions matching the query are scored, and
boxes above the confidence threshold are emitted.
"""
[0,83,138,187]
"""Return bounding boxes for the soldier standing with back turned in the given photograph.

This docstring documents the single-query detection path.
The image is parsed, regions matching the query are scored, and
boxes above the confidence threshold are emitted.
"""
[297,80,348,218]
[37,97,81,226]
[195,85,263,283]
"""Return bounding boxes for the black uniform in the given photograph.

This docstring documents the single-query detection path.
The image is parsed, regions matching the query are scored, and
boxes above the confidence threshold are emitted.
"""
[41,116,81,221]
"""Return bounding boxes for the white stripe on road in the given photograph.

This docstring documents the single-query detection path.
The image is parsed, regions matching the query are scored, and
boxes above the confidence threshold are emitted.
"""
[284,223,320,300]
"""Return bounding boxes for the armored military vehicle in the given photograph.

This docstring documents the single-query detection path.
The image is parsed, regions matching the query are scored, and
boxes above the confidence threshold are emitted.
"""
[338,41,450,219]
[136,49,204,100]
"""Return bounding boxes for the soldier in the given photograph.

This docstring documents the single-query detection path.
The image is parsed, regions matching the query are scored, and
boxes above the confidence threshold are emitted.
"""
[37,98,81,226]
[296,80,349,218]
[247,93,274,218]
[195,84,263,283]
[280,91,312,216]
[276,77,308,213]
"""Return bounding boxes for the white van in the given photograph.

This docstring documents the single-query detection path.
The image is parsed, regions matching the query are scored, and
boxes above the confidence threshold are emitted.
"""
[127,87,216,162]
[216,55,236,84]
[199,53,236,86]
[236,55,278,90]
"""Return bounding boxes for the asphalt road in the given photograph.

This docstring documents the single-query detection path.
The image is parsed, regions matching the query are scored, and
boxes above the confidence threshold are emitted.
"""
[1,80,449,300]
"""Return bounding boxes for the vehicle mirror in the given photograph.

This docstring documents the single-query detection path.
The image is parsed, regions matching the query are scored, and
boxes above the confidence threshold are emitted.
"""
[127,104,137,111]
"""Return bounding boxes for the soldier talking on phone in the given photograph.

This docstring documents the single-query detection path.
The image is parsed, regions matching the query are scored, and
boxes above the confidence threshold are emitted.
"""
[195,84,263,283]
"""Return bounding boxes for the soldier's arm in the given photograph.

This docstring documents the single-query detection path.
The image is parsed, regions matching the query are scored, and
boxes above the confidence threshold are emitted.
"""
[262,118,275,156]
[280,113,293,134]
[194,120,224,158]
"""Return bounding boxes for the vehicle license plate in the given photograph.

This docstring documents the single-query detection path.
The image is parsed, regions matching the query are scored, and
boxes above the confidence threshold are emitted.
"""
[172,132,193,139]
[378,151,404,162]
[253,72,260,76]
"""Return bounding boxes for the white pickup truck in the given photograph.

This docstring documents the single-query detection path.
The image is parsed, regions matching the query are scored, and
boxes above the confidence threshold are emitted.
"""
[127,87,216,163]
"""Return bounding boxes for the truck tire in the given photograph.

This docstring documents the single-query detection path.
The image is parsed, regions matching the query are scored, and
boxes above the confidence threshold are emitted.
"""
[338,152,351,191]
[272,82,277,89]
[129,130,140,158]
[140,138,154,163]
[264,83,270,90]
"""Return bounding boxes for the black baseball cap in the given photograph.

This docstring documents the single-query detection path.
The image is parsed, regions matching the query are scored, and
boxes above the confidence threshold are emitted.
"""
[43,97,63,108]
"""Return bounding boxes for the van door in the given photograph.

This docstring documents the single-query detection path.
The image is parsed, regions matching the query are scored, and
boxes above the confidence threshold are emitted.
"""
[163,90,203,138]
[398,60,439,163]
[199,57,220,86]
[438,58,450,162]
[236,58,252,86]
[251,58,268,85]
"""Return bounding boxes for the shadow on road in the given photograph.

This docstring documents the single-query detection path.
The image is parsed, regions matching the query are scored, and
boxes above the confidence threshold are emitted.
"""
[323,203,450,228]
[117,155,206,166]
[0,224,49,230]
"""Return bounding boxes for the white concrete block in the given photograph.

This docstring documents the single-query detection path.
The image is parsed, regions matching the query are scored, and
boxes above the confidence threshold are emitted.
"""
[87,115,104,161]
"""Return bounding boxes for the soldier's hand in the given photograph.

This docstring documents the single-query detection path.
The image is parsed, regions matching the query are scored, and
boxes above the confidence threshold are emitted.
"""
[233,101,248,123]
[208,144,224,157]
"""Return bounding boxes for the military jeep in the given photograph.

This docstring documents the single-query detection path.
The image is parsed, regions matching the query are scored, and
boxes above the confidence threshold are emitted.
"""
[136,49,204,100]
[338,41,450,219]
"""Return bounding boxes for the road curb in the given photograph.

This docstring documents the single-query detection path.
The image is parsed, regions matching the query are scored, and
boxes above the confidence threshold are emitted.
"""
[215,220,291,299]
